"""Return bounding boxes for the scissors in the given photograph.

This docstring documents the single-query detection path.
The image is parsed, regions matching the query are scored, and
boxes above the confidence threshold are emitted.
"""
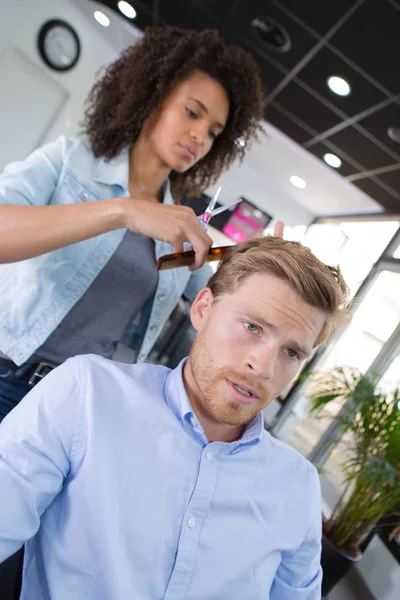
[199,187,244,230]
[157,186,241,271]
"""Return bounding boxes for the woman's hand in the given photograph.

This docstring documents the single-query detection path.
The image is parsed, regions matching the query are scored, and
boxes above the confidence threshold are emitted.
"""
[119,198,213,270]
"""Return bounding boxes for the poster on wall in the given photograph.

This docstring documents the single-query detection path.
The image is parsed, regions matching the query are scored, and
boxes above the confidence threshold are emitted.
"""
[222,197,272,242]
[182,193,272,241]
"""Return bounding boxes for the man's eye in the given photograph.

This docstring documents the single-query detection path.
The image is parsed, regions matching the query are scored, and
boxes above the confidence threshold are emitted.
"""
[185,107,197,118]
[286,348,299,360]
[244,322,260,334]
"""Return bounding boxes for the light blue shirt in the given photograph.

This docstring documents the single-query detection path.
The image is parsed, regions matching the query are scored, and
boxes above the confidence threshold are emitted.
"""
[0,137,211,365]
[0,355,322,599]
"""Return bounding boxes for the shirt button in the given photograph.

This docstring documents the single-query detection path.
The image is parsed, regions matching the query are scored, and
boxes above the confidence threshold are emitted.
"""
[190,416,197,427]
[150,325,158,333]
[187,517,197,529]
[206,450,213,461]
[80,192,89,201]
[158,294,166,302]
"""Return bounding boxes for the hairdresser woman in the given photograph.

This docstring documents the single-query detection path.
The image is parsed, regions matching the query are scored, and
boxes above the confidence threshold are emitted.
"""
[0,26,264,421]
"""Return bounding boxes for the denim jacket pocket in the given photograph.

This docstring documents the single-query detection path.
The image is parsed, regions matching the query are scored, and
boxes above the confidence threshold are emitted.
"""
[52,171,101,206]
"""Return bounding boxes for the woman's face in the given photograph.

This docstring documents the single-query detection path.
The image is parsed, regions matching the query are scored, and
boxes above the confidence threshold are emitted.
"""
[147,70,230,173]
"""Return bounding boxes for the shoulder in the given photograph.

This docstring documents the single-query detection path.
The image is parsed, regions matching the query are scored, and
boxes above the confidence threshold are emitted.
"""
[74,354,172,402]
[261,431,320,492]
[60,136,99,172]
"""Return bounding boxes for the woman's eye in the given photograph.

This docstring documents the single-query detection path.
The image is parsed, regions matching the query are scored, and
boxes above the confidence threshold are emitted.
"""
[244,322,260,334]
[185,107,197,118]
[209,131,217,140]
[286,348,299,360]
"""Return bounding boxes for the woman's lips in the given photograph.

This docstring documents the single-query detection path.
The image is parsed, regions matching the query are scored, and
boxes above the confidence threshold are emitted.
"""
[178,144,196,160]
[226,379,259,405]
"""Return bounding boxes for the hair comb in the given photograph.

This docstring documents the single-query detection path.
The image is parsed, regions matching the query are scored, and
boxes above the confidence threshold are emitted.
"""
[157,246,229,271]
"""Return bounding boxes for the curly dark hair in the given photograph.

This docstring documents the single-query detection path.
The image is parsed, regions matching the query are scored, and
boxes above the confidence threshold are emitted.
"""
[83,26,264,199]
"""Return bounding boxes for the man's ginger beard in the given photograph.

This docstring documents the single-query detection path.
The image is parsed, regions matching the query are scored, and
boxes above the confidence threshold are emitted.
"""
[188,326,273,427]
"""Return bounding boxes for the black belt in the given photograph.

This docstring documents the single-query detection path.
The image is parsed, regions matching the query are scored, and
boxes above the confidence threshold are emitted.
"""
[0,357,56,386]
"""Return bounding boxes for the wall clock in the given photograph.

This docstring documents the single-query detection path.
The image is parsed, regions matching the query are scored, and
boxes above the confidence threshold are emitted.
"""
[37,19,81,72]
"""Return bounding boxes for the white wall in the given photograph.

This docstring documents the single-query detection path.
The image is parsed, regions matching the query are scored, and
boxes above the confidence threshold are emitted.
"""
[0,0,124,165]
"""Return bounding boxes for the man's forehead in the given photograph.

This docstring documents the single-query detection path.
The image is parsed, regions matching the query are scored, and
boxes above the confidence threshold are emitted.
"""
[221,274,326,343]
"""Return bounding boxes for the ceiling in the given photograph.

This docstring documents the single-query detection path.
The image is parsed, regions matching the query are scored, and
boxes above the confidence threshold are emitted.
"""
[87,0,400,215]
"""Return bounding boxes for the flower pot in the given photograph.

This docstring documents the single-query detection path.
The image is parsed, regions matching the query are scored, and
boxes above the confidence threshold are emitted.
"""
[321,534,362,596]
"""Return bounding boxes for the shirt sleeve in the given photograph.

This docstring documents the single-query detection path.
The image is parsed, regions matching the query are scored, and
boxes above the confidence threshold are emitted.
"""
[182,263,214,303]
[0,136,67,207]
[270,466,323,599]
[0,357,85,563]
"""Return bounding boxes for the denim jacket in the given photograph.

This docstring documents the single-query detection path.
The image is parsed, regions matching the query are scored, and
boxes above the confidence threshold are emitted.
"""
[0,137,212,366]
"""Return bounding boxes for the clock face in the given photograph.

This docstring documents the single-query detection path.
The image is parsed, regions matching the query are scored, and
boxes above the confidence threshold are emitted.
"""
[38,19,80,72]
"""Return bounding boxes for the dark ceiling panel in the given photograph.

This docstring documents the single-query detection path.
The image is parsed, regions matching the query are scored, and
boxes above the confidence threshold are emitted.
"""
[275,81,341,133]
[306,142,362,178]
[264,103,315,145]
[248,50,287,97]
[272,0,362,34]
[226,0,319,70]
[295,47,386,117]
[149,0,221,31]
[330,0,400,94]
[189,0,240,22]
[328,127,398,171]
[378,169,400,192]
[358,101,400,155]
[352,177,400,213]
[95,0,400,213]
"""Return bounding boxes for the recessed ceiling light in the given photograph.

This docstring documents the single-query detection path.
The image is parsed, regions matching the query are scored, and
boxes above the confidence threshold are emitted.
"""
[327,76,351,96]
[290,175,306,189]
[94,11,110,27]
[323,153,342,168]
[118,1,137,19]
[387,127,400,143]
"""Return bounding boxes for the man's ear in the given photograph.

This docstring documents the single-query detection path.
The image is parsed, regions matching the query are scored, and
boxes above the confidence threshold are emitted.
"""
[190,288,214,332]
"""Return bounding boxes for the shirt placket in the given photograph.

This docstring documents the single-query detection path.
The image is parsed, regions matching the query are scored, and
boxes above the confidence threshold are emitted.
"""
[163,445,219,600]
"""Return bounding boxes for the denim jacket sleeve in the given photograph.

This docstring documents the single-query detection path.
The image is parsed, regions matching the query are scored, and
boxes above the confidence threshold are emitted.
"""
[0,136,67,207]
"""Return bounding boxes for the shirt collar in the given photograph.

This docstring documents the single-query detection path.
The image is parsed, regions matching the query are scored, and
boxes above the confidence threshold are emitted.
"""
[93,145,175,206]
[164,359,264,450]
[93,146,130,192]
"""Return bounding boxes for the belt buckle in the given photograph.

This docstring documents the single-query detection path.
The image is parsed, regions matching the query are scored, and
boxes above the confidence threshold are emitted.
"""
[28,362,55,386]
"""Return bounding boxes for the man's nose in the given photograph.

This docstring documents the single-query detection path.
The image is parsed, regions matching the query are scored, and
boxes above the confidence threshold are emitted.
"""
[245,344,277,380]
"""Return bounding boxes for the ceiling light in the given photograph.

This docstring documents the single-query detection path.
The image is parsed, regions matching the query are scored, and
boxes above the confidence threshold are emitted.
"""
[387,127,400,143]
[118,1,137,19]
[323,153,342,168]
[94,11,110,27]
[290,175,306,189]
[327,76,351,96]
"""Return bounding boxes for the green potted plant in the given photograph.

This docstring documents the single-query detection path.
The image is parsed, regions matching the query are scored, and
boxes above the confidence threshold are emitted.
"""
[307,367,400,596]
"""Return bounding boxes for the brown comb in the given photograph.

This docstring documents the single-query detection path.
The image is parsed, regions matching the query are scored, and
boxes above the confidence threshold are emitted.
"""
[157,246,229,271]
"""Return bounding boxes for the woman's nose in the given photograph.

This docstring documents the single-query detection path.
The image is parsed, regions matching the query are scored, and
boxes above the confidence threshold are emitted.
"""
[190,122,208,146]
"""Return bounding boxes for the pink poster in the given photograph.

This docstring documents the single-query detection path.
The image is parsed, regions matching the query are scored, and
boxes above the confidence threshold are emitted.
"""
[222,199,272,243]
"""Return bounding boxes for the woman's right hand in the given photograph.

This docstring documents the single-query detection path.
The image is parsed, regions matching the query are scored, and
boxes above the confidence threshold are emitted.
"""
[119,198,213,270]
